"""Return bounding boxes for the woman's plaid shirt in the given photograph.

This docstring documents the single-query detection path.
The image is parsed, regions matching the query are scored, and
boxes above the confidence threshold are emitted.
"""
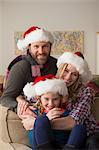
[66,85,97,136]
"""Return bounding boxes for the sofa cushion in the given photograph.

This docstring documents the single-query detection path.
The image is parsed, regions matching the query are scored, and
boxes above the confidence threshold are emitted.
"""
[0,140,32,150]
[0,105,31,149]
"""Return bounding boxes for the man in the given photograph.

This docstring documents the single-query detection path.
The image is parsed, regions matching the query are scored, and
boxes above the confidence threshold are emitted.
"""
[0,26,57,112]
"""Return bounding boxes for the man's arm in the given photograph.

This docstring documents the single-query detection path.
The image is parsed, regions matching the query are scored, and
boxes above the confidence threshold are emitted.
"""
[0,60,30,109]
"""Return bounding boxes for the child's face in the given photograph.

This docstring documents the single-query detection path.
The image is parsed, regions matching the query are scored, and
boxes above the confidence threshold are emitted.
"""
[40,92,61,112]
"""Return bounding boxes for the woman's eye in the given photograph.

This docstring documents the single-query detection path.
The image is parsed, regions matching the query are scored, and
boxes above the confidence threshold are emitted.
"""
[72,73,78,78]
[73,73,78,76]
[64,69,68,73]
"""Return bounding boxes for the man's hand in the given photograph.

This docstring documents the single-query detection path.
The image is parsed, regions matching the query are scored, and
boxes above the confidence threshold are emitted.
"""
[17,95,37,119]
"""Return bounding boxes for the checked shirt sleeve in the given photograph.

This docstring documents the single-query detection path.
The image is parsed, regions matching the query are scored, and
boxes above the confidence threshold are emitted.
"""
[69,86,94,124]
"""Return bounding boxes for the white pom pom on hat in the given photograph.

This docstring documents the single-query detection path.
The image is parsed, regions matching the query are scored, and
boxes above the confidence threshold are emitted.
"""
[23,74,68,102]
[17,26,54,51]
[23,82,36,101]
[57,51,92,83]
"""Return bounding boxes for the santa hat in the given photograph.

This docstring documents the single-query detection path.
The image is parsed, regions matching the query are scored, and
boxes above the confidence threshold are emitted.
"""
[17,26,54,51]
[23,74,68,103]
[57,51,92,83]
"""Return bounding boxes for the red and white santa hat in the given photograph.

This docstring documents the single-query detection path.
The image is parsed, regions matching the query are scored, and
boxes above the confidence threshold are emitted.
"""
[57,51,92,83]
[17,26,54,51]
[23,74,68,102]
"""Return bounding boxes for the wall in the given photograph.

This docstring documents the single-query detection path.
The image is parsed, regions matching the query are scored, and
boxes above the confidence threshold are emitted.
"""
[0,2,3,74]
[0,0,98,75]
[96,1,99,74]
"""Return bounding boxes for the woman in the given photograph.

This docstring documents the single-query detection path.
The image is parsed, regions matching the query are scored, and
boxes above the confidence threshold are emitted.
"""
[17,51,97,149]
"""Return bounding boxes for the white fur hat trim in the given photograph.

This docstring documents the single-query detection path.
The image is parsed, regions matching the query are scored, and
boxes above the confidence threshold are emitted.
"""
[23,79,68,101]
[57,52,92,83]
[17,29,54,51]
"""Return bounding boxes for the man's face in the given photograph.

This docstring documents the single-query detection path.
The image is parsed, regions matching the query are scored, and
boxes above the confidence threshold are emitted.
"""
[29,41,51,65]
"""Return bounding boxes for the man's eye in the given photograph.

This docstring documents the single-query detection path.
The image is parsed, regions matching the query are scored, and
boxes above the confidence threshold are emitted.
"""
[43,45,49,49]
[34,45,39,48]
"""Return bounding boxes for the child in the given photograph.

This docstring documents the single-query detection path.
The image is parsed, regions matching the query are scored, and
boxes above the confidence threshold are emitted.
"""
[18,74,87,149]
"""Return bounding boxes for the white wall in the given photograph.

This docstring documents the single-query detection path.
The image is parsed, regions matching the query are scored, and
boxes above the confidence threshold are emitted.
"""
[0,2,3,75]
[96,1,99,74]
[0,0,98,75]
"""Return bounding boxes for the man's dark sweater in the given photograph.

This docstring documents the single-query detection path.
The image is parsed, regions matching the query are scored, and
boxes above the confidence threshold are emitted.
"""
[0,55,57,110]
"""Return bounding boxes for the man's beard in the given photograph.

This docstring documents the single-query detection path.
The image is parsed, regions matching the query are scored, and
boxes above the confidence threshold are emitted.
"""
[33,53,50,65]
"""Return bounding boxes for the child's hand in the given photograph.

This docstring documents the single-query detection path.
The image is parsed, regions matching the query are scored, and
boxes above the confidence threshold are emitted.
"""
[46,108,63,120]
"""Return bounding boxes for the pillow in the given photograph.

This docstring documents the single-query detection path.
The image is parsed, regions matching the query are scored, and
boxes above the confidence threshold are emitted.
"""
[0,105,31,148]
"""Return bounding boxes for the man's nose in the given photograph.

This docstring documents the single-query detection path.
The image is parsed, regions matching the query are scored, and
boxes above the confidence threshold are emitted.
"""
[38,47,44,54]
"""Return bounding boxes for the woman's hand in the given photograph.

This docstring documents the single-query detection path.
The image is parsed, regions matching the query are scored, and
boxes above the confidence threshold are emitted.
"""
[46,108,63,120]
[21,115,36,130]
[17,95,37,119]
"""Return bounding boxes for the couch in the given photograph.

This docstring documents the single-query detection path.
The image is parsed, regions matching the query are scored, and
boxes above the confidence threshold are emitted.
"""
[91,75,99,122]
[0,75,99,150]
[0,75,32,150]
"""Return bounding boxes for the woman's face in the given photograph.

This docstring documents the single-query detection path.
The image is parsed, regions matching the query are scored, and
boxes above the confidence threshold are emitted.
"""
[61,64,79,87]
[40,92,61,112]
